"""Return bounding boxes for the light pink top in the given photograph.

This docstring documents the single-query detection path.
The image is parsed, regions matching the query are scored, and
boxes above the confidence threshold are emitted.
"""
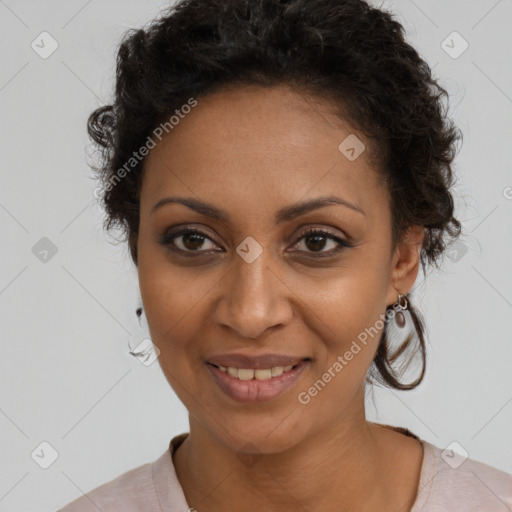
[57,426,512,511]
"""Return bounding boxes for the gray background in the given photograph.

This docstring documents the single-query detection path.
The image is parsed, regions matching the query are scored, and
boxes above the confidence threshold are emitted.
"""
[0,0,511,510]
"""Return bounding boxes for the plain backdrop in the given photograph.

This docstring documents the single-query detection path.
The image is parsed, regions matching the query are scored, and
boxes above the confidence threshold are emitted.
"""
[0,0,511,510]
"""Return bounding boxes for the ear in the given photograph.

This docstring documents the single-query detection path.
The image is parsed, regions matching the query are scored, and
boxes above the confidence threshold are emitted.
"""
[386,225,425,307]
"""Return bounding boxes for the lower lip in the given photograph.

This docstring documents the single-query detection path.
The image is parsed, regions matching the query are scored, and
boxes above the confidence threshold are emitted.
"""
[206,360,310,403]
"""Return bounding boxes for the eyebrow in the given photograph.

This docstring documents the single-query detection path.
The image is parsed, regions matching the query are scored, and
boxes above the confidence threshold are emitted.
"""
[151,195,365,223]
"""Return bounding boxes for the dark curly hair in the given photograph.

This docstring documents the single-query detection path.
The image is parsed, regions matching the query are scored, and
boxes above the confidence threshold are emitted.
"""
[87,0,463,391]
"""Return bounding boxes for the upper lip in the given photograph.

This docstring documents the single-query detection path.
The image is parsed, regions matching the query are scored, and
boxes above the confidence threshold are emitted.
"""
[207,353,309,369]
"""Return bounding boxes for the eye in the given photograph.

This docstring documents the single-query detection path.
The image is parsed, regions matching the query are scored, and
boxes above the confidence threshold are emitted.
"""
[160,225,220,254]
[290,227,352,257]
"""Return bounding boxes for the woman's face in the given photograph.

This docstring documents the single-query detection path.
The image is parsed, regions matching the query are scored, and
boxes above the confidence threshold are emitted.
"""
[137,84,421,453]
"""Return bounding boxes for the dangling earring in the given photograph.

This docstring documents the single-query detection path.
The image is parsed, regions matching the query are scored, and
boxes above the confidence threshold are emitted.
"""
[128,301,160,366]
[375,290,427,390]
[394,293,409,328]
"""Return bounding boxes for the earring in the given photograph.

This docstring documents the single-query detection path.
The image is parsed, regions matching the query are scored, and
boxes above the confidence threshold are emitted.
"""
[394,293,409,328]
[384,292,413,349]
[135,303,149,331]
[376,290,427,389]
[128,301,160,366]
[136,306,143,327]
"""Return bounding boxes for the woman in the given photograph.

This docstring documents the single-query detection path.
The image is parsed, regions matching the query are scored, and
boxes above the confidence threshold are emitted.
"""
[58,0,512,510]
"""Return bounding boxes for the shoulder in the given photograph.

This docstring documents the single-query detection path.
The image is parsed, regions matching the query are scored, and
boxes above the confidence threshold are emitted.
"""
[56,453,164,512]
[413,440,512,511]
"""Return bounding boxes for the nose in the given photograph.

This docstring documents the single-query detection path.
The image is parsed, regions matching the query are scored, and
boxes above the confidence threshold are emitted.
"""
[214,249,293,340]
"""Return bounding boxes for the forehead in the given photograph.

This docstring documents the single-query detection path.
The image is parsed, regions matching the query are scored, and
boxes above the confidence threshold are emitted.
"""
[141,84,386,222]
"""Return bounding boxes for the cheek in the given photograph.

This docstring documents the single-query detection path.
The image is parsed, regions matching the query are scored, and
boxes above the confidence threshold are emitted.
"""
[137,255,220,384]
[293,265,386,345]
[292,272,386,399]
[313,307,383,386]
[139,264,207,403]
[295,295,384,415]
[137,232,205,338]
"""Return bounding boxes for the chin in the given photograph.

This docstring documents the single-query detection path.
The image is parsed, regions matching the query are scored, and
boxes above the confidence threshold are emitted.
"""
[207,414,311,456]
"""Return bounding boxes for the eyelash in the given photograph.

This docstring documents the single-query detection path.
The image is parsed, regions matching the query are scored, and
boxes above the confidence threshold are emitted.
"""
[160,225,353,257]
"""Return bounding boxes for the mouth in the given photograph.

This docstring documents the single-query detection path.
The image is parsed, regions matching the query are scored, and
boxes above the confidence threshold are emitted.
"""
[206,361,303,381]
[206,358,311,403]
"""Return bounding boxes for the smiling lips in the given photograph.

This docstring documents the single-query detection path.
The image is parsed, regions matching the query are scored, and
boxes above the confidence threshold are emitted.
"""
[206,353,310,402]
[207,353,309,369]
[217,365,296,381]
[207,353,308,380]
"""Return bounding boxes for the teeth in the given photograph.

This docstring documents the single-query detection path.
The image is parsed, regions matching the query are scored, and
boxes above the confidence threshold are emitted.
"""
[216,364,298,380]
[271,366,284,377]
[238,368,254,380]
[255,368,272,380]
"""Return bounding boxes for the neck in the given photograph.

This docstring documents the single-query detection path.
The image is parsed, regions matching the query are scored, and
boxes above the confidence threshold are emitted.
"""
[172,405,403,511]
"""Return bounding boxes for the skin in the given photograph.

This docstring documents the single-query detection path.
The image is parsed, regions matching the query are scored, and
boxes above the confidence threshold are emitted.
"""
[137,83,425,512]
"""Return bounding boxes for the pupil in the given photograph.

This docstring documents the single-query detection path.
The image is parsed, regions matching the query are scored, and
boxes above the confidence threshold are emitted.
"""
[306,235,326,252]
[183,233,204,250]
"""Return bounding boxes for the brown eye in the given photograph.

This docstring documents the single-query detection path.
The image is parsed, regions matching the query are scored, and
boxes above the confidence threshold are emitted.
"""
[160,227,220,254]
[291,228,352,256]
[178,232,212,251]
